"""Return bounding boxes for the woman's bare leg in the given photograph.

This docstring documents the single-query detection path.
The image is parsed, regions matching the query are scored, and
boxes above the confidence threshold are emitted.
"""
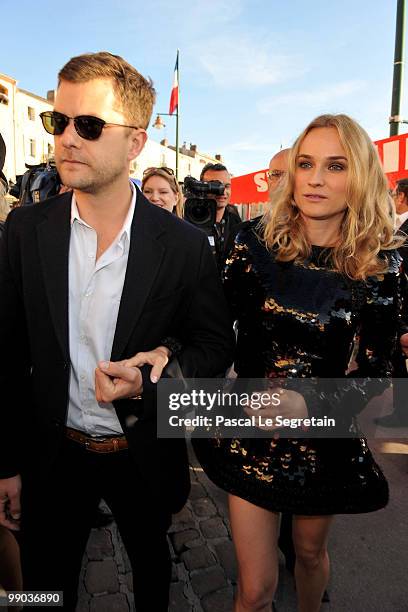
[292,515,333,612]
[229,494,280,612]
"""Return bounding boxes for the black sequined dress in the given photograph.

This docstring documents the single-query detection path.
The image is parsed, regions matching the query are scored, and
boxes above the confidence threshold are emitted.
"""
[193,220,402,515]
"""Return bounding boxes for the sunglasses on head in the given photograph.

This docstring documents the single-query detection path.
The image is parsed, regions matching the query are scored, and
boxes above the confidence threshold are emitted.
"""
[40,111,140,141]
[143,166,175,176]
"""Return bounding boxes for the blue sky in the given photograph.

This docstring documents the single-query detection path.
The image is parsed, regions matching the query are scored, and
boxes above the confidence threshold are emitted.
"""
[1,0,404,175]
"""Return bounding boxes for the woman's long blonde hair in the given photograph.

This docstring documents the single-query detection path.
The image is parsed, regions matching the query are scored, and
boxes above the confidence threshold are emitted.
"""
[141,167,184,218]
[261,114,401,279]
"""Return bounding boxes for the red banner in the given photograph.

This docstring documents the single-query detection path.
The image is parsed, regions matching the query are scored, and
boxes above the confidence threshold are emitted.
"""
[230,133,408,205]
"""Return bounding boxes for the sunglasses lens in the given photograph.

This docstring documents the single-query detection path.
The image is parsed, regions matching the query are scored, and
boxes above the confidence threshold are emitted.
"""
[41,112,68,135]
[75,116,105,140]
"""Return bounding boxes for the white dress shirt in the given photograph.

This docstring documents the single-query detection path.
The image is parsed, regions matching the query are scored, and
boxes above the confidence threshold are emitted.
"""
[396,210,408,230]
[67,183,136,436]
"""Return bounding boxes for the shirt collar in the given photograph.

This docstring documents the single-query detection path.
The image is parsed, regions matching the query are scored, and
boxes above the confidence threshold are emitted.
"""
[396,210,408,229]
[70,181,136,244]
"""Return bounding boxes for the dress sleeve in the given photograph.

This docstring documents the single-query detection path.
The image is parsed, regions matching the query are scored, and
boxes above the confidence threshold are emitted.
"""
[304,252,402,424]
[354,254,400,377]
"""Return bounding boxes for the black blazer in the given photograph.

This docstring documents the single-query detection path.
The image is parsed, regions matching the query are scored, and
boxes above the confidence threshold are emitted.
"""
[0,190,234,513]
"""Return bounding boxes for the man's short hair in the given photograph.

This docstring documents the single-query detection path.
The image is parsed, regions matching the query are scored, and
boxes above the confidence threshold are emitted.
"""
[58,52,156,130]
[396,178,408,198]
[200,163,229,181]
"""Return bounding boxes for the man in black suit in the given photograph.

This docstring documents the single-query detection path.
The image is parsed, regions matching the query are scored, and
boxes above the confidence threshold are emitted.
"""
[375,178,408,427]
[0,52,234,611]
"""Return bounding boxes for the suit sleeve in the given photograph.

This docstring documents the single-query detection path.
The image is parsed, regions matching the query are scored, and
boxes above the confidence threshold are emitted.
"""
[116,233,235,425]
[176,234,235,378]
[0,211,31,478]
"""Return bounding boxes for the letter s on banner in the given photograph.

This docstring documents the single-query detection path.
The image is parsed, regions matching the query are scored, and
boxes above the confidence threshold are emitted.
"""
[254,172,268,193]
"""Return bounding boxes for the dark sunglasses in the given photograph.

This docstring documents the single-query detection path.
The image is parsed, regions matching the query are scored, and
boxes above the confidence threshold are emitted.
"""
[40,111,140,141]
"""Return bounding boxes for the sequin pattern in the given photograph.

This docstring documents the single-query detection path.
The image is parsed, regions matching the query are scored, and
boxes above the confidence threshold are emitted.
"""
[193,221,400,514]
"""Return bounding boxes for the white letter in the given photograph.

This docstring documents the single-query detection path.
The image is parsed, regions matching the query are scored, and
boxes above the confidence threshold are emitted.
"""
[169,394,180,411]
[254,172,268,193]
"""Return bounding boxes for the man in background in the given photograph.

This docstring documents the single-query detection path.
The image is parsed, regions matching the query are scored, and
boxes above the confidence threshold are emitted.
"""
[200,162,241,267]
[375,178,408,427]
[267,148,289,197]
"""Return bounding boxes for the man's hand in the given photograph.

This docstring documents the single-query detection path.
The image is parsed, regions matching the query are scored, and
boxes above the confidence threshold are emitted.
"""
[0,475,22,531]
[95,361,143,402]
[122,346,171,383]
[243,388,308,431]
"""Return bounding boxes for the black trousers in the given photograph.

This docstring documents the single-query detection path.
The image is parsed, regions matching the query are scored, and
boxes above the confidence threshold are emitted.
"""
[19,437,171,611]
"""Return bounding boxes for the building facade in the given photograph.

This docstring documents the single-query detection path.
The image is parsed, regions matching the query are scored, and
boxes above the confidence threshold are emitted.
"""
[0,72,223,185]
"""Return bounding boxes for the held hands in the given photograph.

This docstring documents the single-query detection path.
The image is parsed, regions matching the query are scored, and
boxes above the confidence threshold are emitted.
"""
[95,361,143,402]
[0,475,21,531]
[243,388,308,431]
[120,346,171,383]
[95,346,171,402]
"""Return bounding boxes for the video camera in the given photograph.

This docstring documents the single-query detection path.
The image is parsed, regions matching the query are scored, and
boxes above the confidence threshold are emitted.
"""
[183,175,224,229]
[10,161,61,206]
[183,175,227,269]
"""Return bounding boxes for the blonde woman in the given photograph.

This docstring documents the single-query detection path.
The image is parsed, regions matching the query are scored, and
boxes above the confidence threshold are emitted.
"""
[192,114,403,612]
[141,166,184,217]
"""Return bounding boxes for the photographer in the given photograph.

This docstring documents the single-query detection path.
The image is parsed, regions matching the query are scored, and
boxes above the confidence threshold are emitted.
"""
[200,163,241,269]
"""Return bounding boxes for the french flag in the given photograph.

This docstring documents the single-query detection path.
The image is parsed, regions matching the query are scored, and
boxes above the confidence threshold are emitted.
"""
[169,53,179,115]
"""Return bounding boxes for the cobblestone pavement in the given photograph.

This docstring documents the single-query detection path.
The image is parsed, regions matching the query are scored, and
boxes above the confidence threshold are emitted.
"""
[77,415,408,611]
[75,441,299,612]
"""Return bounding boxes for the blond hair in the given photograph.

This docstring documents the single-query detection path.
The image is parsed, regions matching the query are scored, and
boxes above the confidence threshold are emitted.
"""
[142,168,184,218]
[58,52,156,129]
[261,114,401,280]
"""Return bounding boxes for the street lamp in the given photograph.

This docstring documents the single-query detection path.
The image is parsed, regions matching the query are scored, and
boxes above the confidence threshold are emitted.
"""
[153,111,180,180]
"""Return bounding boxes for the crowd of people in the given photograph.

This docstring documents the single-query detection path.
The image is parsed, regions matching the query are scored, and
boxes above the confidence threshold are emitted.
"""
[0,50,407,612]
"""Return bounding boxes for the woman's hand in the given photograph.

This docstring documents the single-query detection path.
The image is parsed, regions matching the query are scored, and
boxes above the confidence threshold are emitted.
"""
[122,346,171,383]
[243,388,308,431]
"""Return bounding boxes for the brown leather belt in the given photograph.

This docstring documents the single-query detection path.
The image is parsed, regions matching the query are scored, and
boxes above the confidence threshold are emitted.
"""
[65,427,129,453]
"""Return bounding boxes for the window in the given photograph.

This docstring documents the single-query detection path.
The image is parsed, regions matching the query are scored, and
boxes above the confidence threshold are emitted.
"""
[29,139,36,157]
[0,84,8,105]
[28,106,35,121]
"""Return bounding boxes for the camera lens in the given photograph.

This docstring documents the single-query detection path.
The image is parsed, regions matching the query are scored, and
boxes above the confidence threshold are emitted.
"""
[188,201,213,225]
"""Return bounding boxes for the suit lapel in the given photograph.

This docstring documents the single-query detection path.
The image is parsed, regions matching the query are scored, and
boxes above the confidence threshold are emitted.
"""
[111,192,166,360]
[36,192,72,360]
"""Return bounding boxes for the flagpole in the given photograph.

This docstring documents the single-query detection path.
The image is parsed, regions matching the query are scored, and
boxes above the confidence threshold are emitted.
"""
[175,49,180,181]
[153,51,180,179]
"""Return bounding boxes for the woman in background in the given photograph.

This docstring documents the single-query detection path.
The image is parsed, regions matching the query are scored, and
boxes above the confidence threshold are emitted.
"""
[141,167,183,217]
